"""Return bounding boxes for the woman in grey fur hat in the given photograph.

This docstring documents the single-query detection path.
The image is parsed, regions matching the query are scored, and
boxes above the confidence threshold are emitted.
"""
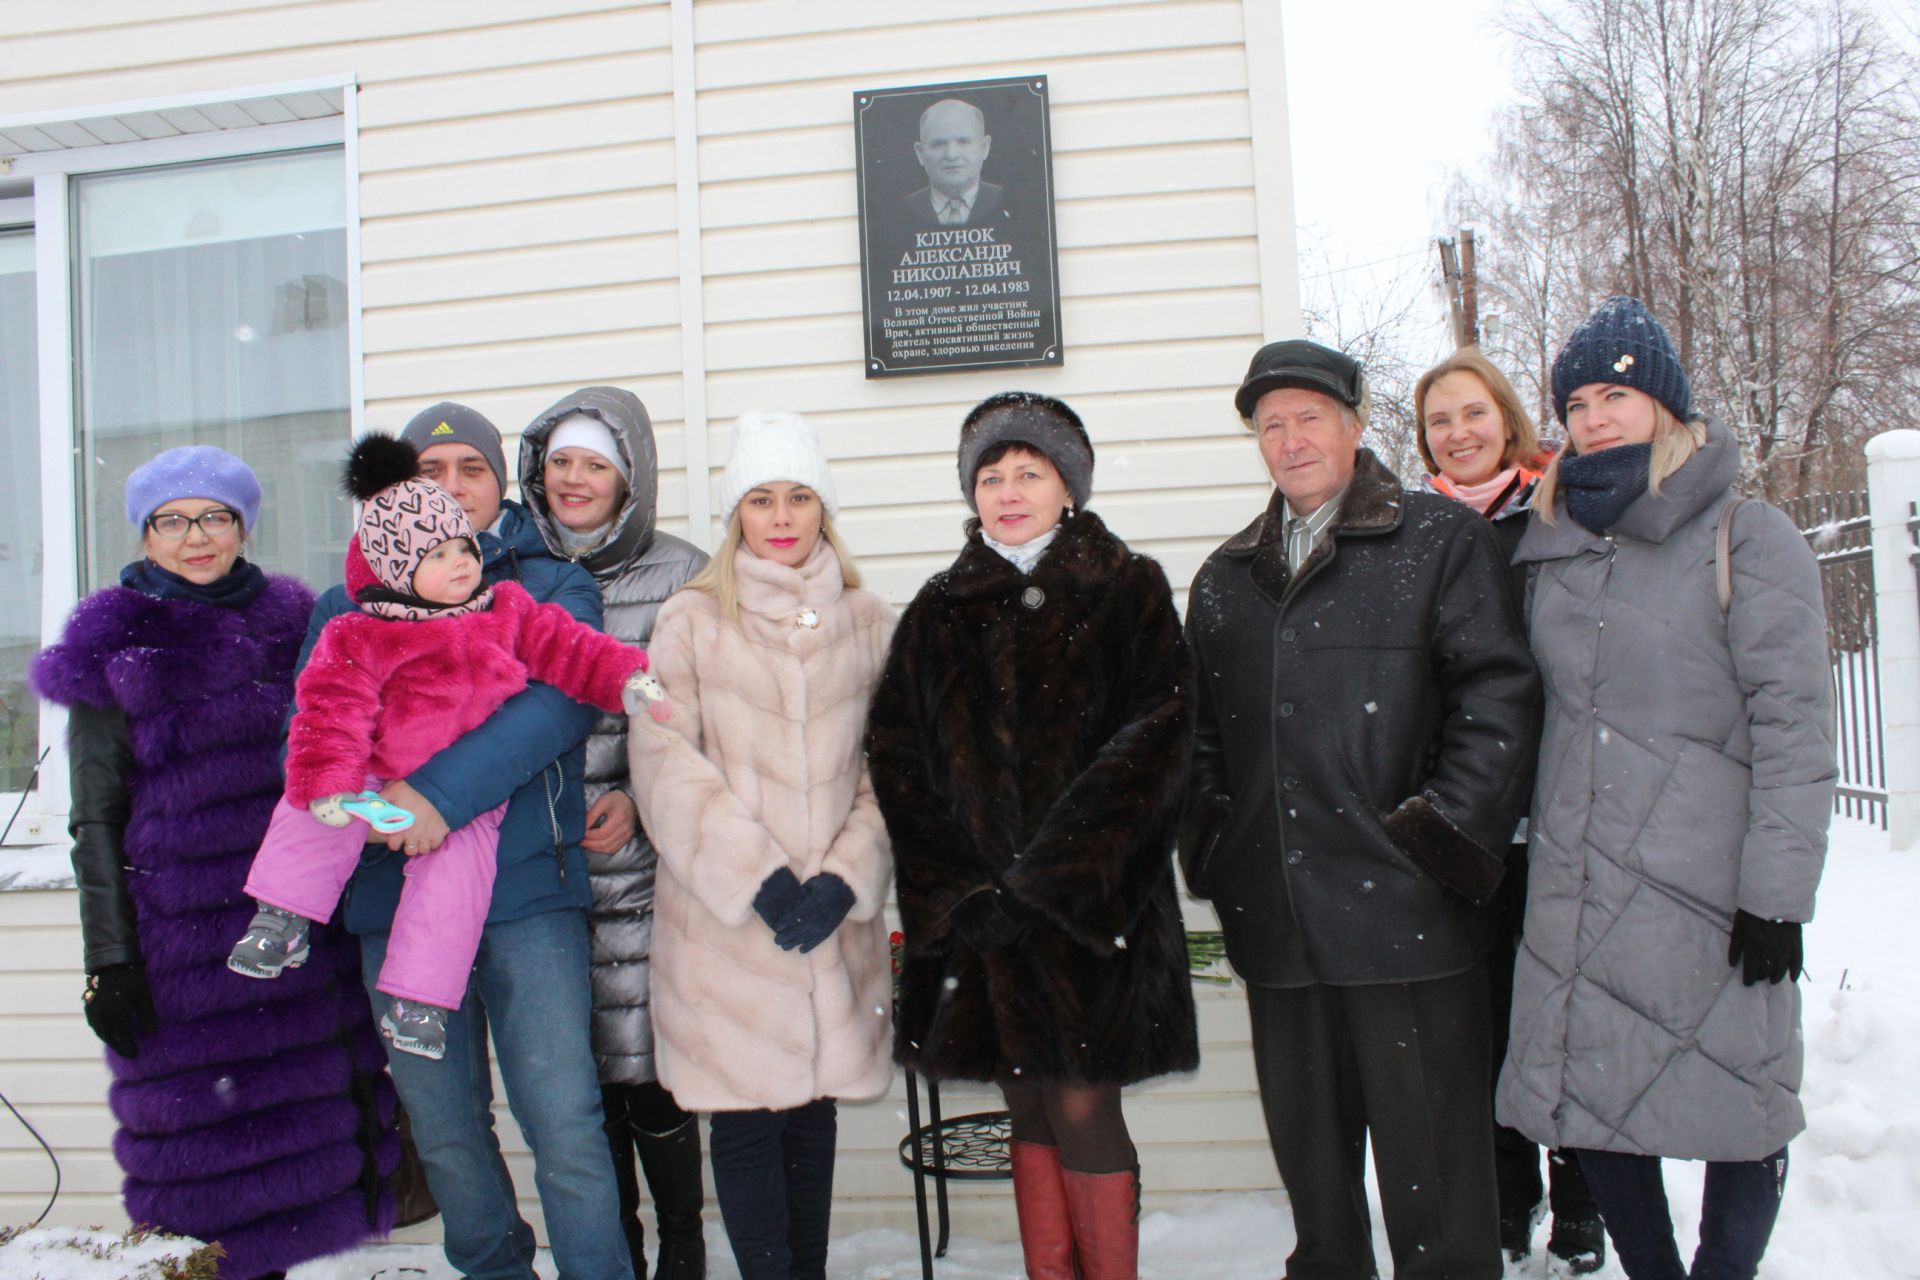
[870,391,1199,1280]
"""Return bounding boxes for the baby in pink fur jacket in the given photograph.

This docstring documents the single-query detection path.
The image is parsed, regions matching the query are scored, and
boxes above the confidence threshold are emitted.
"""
[229,435,661,1060]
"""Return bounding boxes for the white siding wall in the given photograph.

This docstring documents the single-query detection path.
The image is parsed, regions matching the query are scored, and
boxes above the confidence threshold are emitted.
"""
[685,6,1284,1232]
[692,0,1279,601]
[0,0,1296,1243]
[1,889,121,1229]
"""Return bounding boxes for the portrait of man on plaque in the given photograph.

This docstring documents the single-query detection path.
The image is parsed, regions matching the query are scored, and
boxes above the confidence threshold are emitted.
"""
[854,76,1063,377]
[901,97,1013,232]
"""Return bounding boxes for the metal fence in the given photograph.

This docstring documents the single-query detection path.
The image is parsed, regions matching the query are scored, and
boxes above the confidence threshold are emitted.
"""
[1786,491,1885,828]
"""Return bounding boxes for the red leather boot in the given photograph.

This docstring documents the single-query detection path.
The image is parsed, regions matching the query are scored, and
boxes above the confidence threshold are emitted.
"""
[1011,1139,1080,1279]
[1061,1165,1139,1280]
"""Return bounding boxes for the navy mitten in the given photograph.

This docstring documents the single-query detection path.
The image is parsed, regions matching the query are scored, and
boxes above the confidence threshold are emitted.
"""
[774,873,856,954]
[753,867,804,932]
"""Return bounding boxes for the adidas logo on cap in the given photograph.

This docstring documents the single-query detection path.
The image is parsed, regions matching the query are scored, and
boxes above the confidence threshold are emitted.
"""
[431,422,455,435]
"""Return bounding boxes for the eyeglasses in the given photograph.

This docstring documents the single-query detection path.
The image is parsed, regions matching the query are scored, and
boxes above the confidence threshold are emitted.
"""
[145,508,240,540]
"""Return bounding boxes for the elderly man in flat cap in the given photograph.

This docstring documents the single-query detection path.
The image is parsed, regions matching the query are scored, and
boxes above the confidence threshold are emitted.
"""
[1182,340,1541,1280]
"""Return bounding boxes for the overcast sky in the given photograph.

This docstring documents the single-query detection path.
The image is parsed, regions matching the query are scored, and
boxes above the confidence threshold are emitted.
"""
[1277,0,1920,350]
[1279,0,1514,348]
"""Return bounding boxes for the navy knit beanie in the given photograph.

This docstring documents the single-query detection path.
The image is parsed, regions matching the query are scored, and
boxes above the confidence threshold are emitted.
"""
[1550,296,1692,425]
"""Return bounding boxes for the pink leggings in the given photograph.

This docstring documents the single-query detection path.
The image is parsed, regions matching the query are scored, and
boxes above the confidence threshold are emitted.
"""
[243,782,505,1009]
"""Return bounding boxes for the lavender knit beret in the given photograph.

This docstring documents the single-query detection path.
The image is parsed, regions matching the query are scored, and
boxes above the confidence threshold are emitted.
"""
[124,445,263,530]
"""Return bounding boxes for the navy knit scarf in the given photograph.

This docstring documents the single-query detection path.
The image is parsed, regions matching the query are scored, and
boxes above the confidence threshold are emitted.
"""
[1557,443,1653,534]
[120,556,270,609]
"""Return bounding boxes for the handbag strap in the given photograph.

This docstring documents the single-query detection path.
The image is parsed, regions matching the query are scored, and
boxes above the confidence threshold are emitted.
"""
[1716,498,1750,618]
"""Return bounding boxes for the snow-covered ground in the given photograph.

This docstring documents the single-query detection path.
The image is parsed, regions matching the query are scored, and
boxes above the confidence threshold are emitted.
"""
[5,816,1914,1279]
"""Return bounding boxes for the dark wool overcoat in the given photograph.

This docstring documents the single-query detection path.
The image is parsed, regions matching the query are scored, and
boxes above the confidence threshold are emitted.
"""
[1182,449,1541,988]
[869,512,1200,1085]
[31,576,398,1278]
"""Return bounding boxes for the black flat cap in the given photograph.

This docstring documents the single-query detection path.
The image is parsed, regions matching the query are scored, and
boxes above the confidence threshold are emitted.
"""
[1233,339,1365,419]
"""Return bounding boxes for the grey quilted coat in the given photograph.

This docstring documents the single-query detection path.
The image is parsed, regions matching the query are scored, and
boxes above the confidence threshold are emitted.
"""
[522,387,709,1084]
[1496,418,1834,1161]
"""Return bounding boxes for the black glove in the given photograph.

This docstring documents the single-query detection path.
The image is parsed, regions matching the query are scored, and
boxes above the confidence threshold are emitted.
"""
[774,873,856,954]
[752,867,804,932]
[1728,909,1804,987]
[83,963,158,1058]
[952,888,1032,951]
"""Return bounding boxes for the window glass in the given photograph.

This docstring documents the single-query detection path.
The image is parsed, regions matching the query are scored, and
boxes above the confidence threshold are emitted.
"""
[74,148,351,590]
[0,228,40,792]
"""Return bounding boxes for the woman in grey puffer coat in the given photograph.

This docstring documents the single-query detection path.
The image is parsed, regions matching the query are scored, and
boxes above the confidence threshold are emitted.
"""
[523,386,711,1280]
[1497,298,1835,1280]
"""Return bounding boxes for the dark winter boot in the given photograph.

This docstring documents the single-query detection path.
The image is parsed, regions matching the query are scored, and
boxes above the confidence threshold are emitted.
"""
[636,1114,709,1280]
[1012,1139,1080,1279]
[1547,1214,1608,1276]
[1061,1164,1139,1280]
[603,1088,650,1278]
[1500,1195,1546,1264]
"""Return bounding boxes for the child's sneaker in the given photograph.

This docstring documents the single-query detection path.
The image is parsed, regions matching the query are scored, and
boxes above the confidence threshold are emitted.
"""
[381,998,449,1061]
[226,903,311,978]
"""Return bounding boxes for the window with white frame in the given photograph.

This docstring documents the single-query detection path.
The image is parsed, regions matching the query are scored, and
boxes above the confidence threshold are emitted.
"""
[0,214,40,797]
[73,149,353,591]
[0,84,357,847]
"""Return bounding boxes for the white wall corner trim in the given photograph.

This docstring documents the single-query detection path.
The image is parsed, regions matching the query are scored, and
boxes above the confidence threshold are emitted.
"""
[670,0,713,549]
[342,79,365,438]
[1240,1,1303,341]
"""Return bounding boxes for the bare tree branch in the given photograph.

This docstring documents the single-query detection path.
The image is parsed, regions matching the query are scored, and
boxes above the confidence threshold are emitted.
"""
[1456,0,1920,496]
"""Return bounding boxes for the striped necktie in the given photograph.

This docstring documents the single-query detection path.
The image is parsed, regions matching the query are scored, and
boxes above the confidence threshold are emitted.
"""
[1286,517,1313,574]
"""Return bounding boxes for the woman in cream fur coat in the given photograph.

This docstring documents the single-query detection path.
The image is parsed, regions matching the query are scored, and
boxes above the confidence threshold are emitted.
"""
[628,410,895,1280]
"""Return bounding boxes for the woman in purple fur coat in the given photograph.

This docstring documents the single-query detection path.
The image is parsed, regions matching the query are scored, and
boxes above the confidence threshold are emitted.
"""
[30,446,399,1279]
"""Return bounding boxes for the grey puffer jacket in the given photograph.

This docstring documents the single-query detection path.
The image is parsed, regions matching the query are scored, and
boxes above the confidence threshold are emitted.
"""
[1496,418,1834,1161]
[522,386,709,1084]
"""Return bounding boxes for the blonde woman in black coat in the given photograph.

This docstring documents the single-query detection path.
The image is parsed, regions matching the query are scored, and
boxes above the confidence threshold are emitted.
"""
[868,393,1199,1280]
[1412,349,1603,1273]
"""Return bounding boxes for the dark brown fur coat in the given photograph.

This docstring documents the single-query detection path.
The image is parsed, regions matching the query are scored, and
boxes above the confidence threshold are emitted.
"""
[868,511,1200,1085]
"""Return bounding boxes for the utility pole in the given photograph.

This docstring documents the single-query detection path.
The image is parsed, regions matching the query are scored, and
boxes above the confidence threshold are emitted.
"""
[1458,227,1480,348]
[1435,229,1482,349]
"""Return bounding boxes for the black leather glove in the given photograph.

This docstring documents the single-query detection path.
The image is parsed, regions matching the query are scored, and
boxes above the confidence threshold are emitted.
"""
[774,873,856,954]
[1728,909,1804,987]
[83,963,158,1058]
[952,888,1032,951]
[752,867,804,933]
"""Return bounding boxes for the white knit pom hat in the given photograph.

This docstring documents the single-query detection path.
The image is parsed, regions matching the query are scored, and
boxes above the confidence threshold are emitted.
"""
[719,411,838,516]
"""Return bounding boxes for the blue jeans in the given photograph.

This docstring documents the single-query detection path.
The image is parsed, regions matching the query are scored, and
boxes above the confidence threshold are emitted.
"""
[1574,1147,1788,1280]
[362,909,633,1280]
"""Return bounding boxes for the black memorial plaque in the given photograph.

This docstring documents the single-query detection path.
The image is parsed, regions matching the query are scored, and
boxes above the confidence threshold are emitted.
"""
[855,76,1064,378]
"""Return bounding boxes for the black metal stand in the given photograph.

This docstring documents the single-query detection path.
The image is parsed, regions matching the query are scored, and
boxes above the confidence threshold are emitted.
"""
[897,1068,1012,1280]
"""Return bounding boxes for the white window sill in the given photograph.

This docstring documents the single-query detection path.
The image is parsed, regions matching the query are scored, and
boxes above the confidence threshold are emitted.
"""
[0,845,74,891]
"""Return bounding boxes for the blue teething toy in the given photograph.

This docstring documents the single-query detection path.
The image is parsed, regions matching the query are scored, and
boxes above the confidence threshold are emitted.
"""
[339,790,416,834]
